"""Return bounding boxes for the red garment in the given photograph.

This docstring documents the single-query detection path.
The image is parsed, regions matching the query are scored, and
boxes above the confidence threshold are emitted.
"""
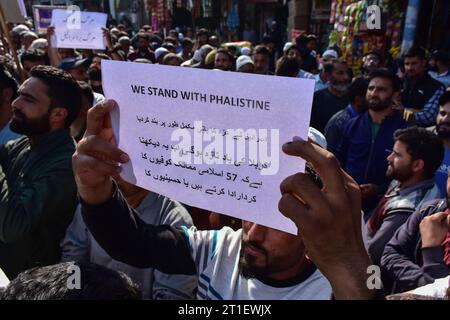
[367,192,389,237]
[443,231,450,267]
[443,209,450,267]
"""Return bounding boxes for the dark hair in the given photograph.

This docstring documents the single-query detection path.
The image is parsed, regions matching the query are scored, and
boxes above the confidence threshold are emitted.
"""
[431,50,450,65]
[164,36,178,45]
[404,46,427,60]
[364,50,383,62]
[347,77,368,103]
[162,42,176,51]
[368,68,401,92]
[30,65,81,128]
[284,44,300,54]
[439,91,450,107]
[216,47,234,63]
[181,37,194,47]
[196,28,209,38]
[0,262,141,300]
[136,32,150,42]
[394,126,444,179]
[253,45,271,58]
[261,35,275,45]
[162,53,183,66]
[306,34,317,42]
[322,58,348,74]
[0,67,19,100]
[77,81,94,107]
[20,49,47,64]
[275,56,300,77]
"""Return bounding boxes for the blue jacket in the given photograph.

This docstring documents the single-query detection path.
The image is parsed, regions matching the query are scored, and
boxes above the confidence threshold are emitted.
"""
[338,110,408,186]
[381,199,450,293]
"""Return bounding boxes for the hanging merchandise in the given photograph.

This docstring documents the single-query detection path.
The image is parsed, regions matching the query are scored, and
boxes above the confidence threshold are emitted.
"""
[226,0,239,33]
[329,0,406,73]
[202,0,213,18]
[186,0,194,11]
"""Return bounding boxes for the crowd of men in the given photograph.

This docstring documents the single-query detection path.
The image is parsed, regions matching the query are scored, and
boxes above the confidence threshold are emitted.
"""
[0,19,449,300]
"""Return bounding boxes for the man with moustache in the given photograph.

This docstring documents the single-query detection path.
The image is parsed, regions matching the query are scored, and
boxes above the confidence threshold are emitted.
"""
[433,92,450,196]
[366,127,443,266]
[73,99,380,300]
[87,53,110,97]
[400,47,445,127]
[310,59,351,133]
[0,66,80,279]
[381,170,450,294]
[213,48,234,72]
[337,69,408,213]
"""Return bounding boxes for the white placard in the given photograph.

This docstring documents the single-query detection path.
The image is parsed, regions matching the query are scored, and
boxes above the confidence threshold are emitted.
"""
[51,8,107,50]
[0,267,9,288]
[103,60,315,234]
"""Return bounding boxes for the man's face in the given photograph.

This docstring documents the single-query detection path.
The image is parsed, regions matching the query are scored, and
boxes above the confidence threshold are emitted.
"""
[436,103,450,139]
[386,141,415,182]
[165,58,181,67]
[214,52,232,71]
[286,48,303,67]
[69,66,88,82]
[10,77,51,135]
[209,36,218,47]
[404,56,426,78]
[239,221,305,280]
[120,42,131,53]
[306,39,317,51]
[197,35,208,46]
[88,57,102,82]
[183,43,193,55]
[238,63,254,74]
[59,48,75,60]
[363,54,381,72]
[253,54,269,74]
[366,77,394,112]
[22,59,45,79]
[137,37,149,51]
[329,63,350,92]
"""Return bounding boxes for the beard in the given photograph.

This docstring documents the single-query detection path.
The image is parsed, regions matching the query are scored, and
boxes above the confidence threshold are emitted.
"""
[88,68,102,81]
[386,163,413,182]
[331,83,349,93]
[238,240,269,279]
[10,109,50,135]
[437,122,450,139]
[367,97,392,112]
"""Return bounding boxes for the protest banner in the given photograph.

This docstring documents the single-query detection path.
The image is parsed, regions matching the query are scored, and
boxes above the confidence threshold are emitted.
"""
[102,60,315,234]
[51,8,107,50]
[33,5,65,34]
[0,1,24,81]
[0,0,26,23]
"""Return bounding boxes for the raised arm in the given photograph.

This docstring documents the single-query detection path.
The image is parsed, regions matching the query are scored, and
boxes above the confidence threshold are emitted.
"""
[278,138,377,299]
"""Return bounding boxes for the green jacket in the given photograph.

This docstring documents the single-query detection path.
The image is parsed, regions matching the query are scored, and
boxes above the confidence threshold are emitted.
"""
[0,129,78,279]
